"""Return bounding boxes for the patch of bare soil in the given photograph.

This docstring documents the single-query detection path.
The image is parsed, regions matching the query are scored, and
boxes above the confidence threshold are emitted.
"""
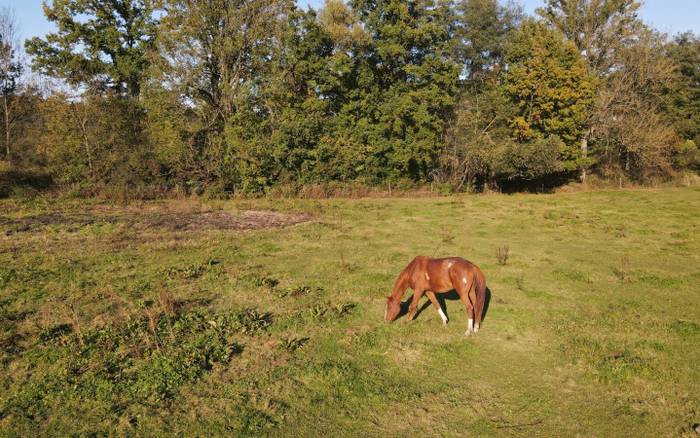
[1,209,310,235]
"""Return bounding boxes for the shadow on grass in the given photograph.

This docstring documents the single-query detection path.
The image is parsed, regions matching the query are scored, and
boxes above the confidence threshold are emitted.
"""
[401,286,492,326]
[0,168,53,197]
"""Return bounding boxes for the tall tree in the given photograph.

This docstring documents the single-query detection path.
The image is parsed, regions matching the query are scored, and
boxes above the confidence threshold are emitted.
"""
[665,32,700,147]
[536,0,671,181]
[348,0,460,180]
[227,8,339,189]
[438,84,516,189]
[157,0,292,123]
[537,0,643,75]
[593,28,679,178]
[26,0,158,97]
[0,7,22,161]
[502,19,596,173]
[453,0,522,81]
[152,0,293,189]
[319,0,370,51]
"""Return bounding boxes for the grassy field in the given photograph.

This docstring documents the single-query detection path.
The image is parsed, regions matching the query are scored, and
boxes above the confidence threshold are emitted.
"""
[1,188,699,436]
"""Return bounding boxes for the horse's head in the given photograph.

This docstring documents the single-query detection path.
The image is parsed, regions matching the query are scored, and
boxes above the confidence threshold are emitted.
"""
[385,296,401,322]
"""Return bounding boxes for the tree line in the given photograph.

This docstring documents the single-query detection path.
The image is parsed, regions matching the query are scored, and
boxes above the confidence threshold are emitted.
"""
[1,0,699,197]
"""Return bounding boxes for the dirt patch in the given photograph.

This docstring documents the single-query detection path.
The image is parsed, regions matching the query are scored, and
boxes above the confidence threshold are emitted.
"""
[1,210,310,235]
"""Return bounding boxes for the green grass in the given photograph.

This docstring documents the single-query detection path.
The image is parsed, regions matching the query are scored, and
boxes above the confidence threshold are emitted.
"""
[1,188,699,436]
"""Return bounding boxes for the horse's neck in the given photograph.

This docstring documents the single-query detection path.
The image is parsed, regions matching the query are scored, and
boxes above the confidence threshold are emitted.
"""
[391,271,411,300]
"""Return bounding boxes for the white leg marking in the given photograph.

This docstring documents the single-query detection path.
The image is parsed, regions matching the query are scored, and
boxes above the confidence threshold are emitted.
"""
[474,323,480,333]
[438,308,448,325]
[468,318,474,332]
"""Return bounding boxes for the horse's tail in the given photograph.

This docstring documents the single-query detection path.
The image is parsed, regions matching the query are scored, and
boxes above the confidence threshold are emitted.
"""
[473,268,486,328]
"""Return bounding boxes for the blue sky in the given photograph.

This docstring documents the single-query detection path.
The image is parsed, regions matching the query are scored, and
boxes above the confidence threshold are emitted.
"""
[1,0,698,44]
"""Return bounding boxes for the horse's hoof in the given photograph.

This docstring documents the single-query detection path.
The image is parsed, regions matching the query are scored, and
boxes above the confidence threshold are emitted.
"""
[464,330,472,336]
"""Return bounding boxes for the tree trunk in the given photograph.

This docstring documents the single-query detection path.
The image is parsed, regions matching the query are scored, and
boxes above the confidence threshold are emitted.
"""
[580,133,588,183]
[78,114,94,179]
[3,92,9,161]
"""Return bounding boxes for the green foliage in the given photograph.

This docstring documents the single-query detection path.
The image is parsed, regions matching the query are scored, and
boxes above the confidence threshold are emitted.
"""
[673,140,700,170]
[26,0,158,96]
[227,0,461,190]
[491,136,566,180]
[537,0,644,74]
[347,0,460,180]
[318,0,370,49]
[537,1,683,181]
[503,20,596,145]
[442,20,595,188]
[670,319,700,337]
[590,29,680,180]
[227,8,337,190]
[503,20,596,171]
[8,0,700,195]
[278,336,309,352]
[40,94,160,188]
[152,0,294,192]
[0,29,21,99]
[438,84,511,189]
[1,8,36,164]
[664,33,700,155]
[453,0,522,80]
[140,84,196,187]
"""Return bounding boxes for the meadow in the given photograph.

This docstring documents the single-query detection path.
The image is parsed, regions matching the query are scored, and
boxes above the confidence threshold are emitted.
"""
[1,188,699,437]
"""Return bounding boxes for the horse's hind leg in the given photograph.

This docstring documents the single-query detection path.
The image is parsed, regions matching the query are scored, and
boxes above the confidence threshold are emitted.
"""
[468,282,480,333]
[455,283,475,335]
[426,291,447,325]
[473,286,484,333]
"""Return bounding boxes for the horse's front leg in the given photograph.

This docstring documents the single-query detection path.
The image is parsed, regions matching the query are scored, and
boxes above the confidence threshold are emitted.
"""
[406,289,424,321]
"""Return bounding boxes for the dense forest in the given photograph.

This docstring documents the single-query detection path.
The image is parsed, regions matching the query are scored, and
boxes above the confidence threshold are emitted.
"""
[1,0,699,197]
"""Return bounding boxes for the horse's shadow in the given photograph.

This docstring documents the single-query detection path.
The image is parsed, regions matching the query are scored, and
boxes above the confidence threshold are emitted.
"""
[399,287,492,323]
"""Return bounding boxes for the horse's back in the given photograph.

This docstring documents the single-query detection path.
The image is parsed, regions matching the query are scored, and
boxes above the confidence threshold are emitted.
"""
[437,257,485,286]
[407,255,484,278]
[433,256,480,272]
[409,256,481,273]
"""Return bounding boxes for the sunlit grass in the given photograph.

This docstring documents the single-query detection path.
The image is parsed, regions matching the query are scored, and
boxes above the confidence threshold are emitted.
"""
[1,188,699,436]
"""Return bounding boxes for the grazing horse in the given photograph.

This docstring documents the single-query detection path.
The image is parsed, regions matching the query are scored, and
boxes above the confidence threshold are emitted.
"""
[384,256,486,335]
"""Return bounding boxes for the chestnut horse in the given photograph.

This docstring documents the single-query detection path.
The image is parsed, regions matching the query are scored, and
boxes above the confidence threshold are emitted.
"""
[384,256,486,335]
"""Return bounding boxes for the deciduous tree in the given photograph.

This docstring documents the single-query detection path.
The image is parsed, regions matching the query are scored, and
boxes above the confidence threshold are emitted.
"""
[452,0,522,80]
[26,0,158,97]
[503,20,596,173]
[0,7,22,161]
[152,0,293,190]
[665,33,700,148]
[348,0,460,180]
[537,0,643,75]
